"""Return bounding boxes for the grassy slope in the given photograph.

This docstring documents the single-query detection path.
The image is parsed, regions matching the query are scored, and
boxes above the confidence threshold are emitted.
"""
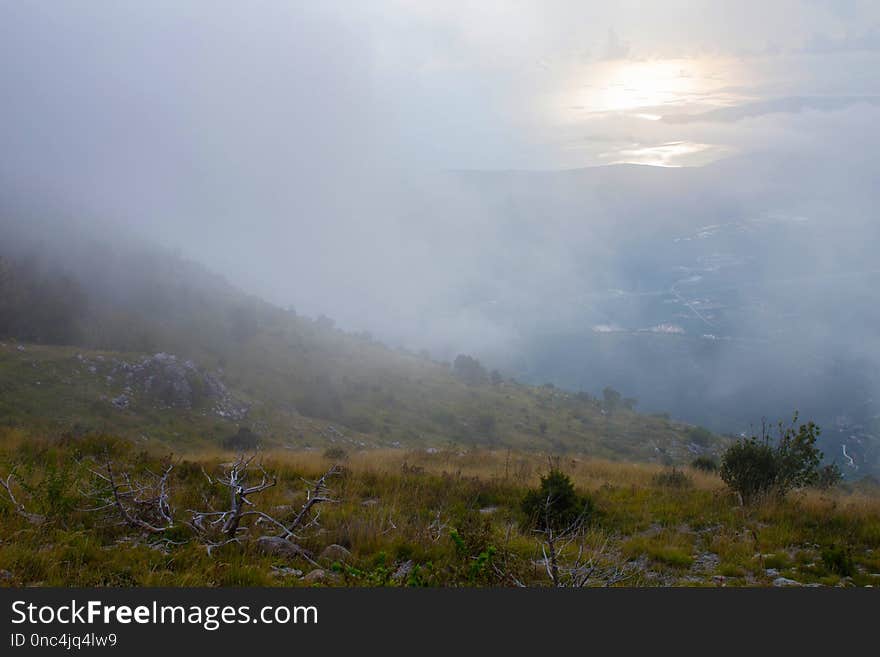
[0,337,723,463]
[2,221,725,461]
[0,430,878,587]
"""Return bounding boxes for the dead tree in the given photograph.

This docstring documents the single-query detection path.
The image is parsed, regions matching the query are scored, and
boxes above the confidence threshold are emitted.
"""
[535,494,635,587]
[86,461,175,534]
[189,455,280,547]
[189,458,338,554]
[0,470,45,525]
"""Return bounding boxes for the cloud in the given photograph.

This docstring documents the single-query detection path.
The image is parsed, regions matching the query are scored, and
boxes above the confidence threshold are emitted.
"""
[601,28,631,60]
[802,26,880,53]
[662,95,880,123]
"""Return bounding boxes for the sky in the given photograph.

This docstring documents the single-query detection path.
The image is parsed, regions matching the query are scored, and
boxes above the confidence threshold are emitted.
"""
[1,2,880,435]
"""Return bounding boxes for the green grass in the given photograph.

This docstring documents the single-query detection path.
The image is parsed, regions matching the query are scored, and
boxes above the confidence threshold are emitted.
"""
[1,428,877,587]
[0,340,728,463]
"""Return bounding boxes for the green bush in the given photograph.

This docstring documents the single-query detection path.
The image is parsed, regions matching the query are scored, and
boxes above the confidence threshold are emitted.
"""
[653,467,692,489]
[821,545,854,577]
[221,427,261,451]
[521,469,592,532]
[816,463,843,489]
[720,415,825,504]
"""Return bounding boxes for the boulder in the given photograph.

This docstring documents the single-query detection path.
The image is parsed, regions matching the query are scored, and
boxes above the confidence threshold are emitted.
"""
[773,577,802,587]
[256,536,310,560]
[392,560,414,583]
[320,544,352,562]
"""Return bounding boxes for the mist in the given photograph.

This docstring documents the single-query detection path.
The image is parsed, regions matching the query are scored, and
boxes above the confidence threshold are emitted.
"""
[2,1,880,465]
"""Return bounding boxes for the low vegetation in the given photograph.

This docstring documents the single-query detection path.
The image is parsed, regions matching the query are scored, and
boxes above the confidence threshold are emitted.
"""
[1,236,876,588]
[1,427,878,588]
[720,415,841,504]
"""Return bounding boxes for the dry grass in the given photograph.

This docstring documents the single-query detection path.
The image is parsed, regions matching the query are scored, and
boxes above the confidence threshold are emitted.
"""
[1,429,878,587]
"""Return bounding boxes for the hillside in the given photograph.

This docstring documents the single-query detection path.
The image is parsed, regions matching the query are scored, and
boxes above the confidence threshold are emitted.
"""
[0,218,725,462]
[3,220,879,591]
[0,331,720,463]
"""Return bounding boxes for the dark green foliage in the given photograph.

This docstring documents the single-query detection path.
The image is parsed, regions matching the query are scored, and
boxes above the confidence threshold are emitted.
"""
[0,255,87,344]
[602,387,621,413]
[653,467,692,489]
[720,415,826,503]
[721,438,777,503]
[816,463,843,489]
[821,544,854,577]
[448,511,498,585]
[521,469,592,532]
[774,417,823,491]
[691,456,718,472]
[222,427,261,451]
[452,354,488,385]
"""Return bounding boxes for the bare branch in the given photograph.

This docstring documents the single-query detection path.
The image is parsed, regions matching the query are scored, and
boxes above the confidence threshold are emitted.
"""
[0,471,45,525]
[87,460,176,534]
[279,464,340,539]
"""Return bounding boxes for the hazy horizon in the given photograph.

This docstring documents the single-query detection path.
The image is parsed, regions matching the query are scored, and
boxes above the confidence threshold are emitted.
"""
[2,2,880,453]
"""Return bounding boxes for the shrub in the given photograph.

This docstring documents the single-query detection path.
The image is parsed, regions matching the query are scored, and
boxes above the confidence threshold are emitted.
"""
[720,438,777,503]
[653,467,692,489]
[691,456,719,473]
[602,387,621,413]
[521,469,592,532]
[720,414,825,504]
[816,463,843,489]
[821,545,854,577]
[222,427,261,451]
[322,446,349,461]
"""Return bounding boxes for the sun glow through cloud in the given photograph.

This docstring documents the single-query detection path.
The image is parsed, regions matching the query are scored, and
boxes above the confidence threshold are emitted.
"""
[585,59,703,113]
[557,57,749,167]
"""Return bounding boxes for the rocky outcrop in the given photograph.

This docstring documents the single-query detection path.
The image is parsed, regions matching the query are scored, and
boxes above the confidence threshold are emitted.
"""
[85,351,249,420]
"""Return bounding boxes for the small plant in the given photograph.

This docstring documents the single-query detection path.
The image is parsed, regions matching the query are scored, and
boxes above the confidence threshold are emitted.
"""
[222,427,261,451]
[816,463,843,489]
[521,469,592,532]
[821,545,854,577]
[468,546,496,583]
[653,467,692,489]
[406,563,433,587]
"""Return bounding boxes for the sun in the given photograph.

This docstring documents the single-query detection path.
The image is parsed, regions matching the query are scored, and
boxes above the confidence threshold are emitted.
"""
[583,59,703,114]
